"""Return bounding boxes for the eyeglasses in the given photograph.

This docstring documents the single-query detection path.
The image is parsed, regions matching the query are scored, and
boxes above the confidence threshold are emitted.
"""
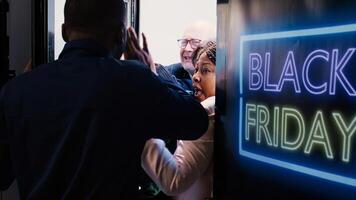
[177,39,202,49]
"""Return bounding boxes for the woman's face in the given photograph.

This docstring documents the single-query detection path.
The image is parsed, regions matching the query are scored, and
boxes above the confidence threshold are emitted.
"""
[192,52,216,102]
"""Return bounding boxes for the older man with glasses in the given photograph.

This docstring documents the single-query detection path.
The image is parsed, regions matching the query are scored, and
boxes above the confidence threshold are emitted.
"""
[165,21,216,94]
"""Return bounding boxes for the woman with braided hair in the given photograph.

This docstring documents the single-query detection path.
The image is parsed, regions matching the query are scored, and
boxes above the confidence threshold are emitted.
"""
[141,41,216,200]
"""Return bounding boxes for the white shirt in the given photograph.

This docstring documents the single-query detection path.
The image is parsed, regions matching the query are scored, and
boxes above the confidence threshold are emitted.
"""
[141,96,215,200]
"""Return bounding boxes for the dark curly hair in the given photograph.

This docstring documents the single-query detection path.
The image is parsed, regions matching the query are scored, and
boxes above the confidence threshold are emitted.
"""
[192,41,216,66]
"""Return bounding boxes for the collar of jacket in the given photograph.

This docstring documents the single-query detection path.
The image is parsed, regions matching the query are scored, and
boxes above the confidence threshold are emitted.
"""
[175,63,192,79]
[58,39,111,60]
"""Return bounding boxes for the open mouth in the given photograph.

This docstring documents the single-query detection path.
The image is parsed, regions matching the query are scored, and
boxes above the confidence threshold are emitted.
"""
[194,87,203,98]
[183,56,192,62]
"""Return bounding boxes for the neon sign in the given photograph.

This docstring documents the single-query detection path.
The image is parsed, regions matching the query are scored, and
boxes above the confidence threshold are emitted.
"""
[248,49,356,95]
[239,24,356,187]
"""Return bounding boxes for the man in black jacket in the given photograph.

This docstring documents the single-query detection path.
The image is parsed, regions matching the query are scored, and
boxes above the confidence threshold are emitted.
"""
[0,0,208,199]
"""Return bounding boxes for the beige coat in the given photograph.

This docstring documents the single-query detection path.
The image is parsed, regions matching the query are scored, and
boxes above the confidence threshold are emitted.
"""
[141,97,215,200]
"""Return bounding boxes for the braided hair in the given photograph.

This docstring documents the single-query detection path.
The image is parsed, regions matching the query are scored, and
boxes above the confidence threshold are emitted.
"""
[192,41,216,66]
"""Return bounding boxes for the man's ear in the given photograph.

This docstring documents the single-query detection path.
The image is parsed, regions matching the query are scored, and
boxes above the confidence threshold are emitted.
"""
[113,26,128,59]
[62,23,69,42]
[118,26,127,50]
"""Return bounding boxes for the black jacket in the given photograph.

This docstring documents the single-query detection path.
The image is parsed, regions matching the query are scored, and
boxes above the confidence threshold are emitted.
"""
[0,40,208,199]
[165,63,193,94]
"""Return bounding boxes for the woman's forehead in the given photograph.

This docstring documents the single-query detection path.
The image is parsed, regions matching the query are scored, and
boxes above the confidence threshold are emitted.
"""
[197,53,214,66]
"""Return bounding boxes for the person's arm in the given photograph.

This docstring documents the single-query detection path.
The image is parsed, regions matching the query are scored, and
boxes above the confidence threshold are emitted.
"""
[135,67,209,140]
[124,27,208,140]
[0,86,15,191]
[141,97,215,195]
[141,119,214,195]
